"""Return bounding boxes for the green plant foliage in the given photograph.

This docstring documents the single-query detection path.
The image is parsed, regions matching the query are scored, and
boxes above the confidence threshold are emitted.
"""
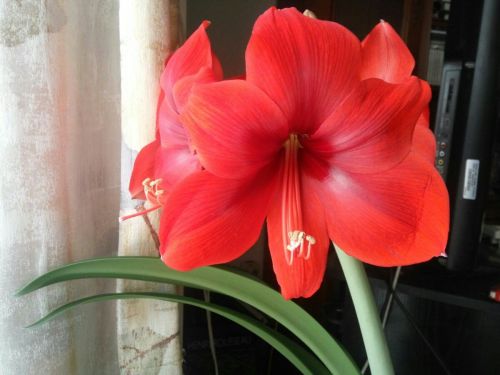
[28,292,331,375]
[17,256,360,375]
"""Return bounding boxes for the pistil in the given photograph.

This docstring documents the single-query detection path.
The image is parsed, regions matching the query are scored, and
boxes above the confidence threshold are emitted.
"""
[281,135,316,265]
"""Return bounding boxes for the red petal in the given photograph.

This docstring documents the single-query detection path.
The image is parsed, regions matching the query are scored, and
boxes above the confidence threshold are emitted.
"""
[319,152,449,266]
[159,167,279,270]
[181,80,288,179]
[129,140,201,200]
[129,140,160,199]
[160,21,222,95]
[309,77,429,174]
[172,67,218,112]
[412,125,436,164]
[266,169,330,299]
[412,95,436,164]
[154,145,201,193]
[417,107,430,128]
[157,93,188,149]
[157,22,222,149]
[246,7,361,134]
[361,21,414,83]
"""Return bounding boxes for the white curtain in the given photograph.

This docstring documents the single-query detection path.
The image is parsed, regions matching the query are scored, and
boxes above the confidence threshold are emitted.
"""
[0,0,182,374]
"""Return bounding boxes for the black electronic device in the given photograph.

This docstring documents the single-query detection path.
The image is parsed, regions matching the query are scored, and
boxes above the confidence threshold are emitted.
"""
[434,61,461,179]
[436,0,500,271]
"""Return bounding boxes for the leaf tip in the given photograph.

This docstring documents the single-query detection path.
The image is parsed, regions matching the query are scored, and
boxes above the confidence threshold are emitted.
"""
[15,283,35,297]
[14,288,27,297]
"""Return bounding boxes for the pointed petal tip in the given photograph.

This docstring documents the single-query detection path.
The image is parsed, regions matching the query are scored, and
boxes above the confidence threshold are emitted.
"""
[161,252,195,272]
[267,176,329,300]
[161,18,221,93]
[198,20,217,38]
[377,19,396,30]
[279,280,322,300]
[303,9,317,19]
[160,241,197,272]
[280,289,296,300]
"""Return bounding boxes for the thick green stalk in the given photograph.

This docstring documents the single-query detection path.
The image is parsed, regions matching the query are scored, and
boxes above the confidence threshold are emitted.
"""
[334,244,394,375]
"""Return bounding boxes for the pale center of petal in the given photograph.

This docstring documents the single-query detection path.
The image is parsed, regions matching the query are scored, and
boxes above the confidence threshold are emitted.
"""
[281,134,316,266]
[119,178,163,222]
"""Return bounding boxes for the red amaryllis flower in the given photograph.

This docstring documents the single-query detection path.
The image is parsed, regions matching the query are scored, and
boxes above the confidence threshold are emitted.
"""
[123,21,222,221]
[361,20,436,164]
[159,8,449,299]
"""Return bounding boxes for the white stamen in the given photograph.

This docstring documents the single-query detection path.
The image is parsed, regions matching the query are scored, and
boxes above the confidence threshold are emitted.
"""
[304,235,316,260]
[287,231,304,252]
[284,230,316,265]
[143,178,164,204]
[119,178,165,222]
[280,134,316,266]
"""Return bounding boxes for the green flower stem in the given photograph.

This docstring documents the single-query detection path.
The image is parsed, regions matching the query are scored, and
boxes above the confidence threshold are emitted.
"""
[334,243,394,375]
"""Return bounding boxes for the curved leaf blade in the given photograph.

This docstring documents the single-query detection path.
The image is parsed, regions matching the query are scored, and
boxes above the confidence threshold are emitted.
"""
[18,256,359,375]
[28,292,330,375]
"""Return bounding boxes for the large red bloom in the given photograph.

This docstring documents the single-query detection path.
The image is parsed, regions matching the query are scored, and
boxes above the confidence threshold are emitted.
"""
[128,22,222,209]
[159,8,449,299]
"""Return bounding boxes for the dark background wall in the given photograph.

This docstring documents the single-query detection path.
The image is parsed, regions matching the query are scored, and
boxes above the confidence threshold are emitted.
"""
[186,0,275,78]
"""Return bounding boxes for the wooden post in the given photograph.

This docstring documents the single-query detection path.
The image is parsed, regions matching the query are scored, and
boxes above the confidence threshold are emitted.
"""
[118,1,183,373]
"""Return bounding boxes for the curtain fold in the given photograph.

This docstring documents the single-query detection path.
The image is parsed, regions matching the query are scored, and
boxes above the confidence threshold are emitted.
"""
[0,1,121,374]
[0,0,182,373]
[118,1,183,373]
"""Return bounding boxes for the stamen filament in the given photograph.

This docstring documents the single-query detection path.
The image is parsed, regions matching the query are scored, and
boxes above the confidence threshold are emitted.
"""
[281,137,293,264]
[280,134,316,265]
[119,177,165,222]
[119,204,162,222]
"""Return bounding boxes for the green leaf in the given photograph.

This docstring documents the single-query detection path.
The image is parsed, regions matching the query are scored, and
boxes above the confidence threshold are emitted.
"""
[18,256,360,375]
[29,292,330,375]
